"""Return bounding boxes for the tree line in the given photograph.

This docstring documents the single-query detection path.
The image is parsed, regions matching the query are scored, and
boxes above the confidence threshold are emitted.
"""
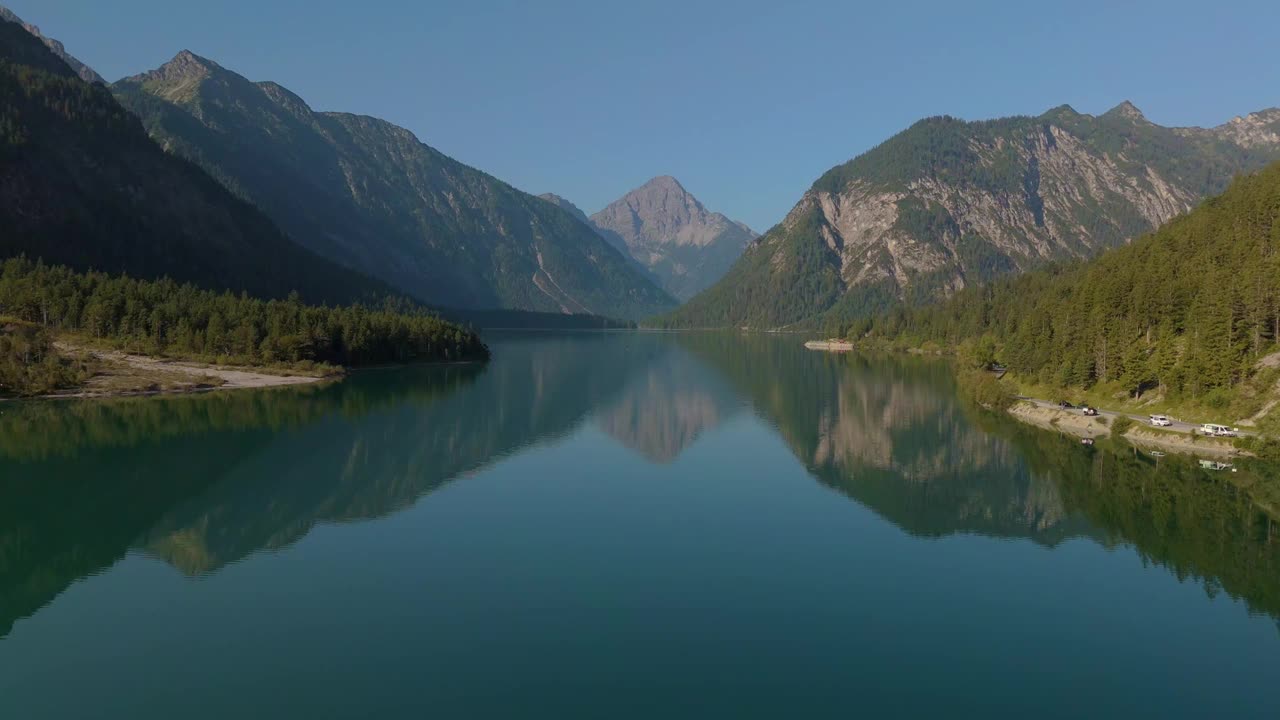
[0,322,85,397]
[855,160,1280,407]
[0,257,489,396]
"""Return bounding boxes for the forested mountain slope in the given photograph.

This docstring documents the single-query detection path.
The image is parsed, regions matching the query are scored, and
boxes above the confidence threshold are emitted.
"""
[860,160,1280,417]
[538,193,594,226]
[112,52,675,320]
[659,102,1280,328]
[0,5,103,84]
[0,18,397,306]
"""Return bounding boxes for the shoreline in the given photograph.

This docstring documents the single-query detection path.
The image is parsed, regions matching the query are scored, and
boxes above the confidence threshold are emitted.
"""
[804,340,854,352]
[1006,401,1242,458]
[15,349,335,402]
[7,350,492,403]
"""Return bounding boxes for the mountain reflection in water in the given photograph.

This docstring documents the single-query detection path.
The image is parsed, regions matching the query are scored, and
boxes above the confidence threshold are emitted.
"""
[1,331,1277,640]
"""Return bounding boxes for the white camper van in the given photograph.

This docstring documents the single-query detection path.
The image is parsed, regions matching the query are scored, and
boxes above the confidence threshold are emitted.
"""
[1199,423,1238,437]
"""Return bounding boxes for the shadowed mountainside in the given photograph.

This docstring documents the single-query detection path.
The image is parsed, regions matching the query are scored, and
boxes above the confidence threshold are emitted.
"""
[0,19,399,306]
[111,53,675,320]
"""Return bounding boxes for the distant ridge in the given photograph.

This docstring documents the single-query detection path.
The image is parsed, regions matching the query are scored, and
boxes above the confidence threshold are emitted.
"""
[0,18,397,305]
[660,101,1280,329]
[112,52,676,320]
[539,178,756,301]
[538,193,594,227]
[0,4,104,84]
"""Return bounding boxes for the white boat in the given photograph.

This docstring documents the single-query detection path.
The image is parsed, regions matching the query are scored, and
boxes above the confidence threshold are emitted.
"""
[1199,459,1236,471]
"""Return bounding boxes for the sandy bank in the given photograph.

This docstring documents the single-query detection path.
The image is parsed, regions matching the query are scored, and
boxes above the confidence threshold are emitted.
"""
[36,346,333,400]
[1007,402,1241,457]
[804,340,854,352]
[1123,428,1239,457]
[1008,402,1110,438]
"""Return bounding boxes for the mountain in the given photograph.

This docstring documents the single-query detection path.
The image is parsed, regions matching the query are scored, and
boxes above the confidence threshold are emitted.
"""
[537,191,665,287]
[0,18,395,306]
[112,53,675,320]
[586,176,757,300]
[660,102,1280,328]
[6,333,1280,638]
[0,5,103,84]
[672,333,1094,544]
[862,159,1280,430]
[594,342,741,463]
[538,192,593,226]
[0,333,650,632]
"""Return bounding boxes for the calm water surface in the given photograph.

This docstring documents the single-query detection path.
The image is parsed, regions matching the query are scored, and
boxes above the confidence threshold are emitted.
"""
[1,332,1278,718]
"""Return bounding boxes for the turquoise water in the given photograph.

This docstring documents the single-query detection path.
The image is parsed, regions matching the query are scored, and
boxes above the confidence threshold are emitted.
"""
[1,332,1277,718]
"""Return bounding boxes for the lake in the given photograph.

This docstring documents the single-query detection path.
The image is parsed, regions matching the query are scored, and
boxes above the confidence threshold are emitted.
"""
[1,332,1277,718]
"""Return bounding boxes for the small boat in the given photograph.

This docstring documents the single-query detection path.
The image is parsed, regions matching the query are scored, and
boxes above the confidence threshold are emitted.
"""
[1199,459,1236,471]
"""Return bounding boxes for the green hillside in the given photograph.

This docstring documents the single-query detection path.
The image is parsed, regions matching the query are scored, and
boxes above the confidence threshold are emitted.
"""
[859,160,1280,428]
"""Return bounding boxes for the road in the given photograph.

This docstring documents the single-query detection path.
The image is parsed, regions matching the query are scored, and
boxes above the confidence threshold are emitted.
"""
[1014,397,1252,438]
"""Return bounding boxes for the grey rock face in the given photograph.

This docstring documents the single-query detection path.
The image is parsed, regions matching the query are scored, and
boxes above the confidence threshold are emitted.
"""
[588,176,758,300]
[667,101,1280,329]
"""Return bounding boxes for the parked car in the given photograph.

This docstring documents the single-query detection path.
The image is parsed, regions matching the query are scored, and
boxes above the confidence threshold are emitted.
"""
[1199,423,1239,437]
[1058,401,1074,409]
[1149,415,1172,427]
[1082,407,1099,417]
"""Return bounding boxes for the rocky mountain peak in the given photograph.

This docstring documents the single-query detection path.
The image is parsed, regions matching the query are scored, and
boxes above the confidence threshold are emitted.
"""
[121,50,214,89]
[121,51,260,107]
[154,49,219,80]
[1226,108,1280,127]
[640,175,689,193]
[595,177,715,248]
[125,53,321,120]
[589,177,757,300]
[1107,100,1148,123]
[1211,107,1280,149]
[603,176,713,233]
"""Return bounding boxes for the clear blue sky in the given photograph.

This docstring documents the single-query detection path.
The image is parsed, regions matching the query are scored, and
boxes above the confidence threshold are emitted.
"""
[11,0,1280,232]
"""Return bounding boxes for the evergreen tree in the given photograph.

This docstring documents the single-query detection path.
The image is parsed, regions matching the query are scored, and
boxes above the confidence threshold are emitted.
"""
[860,160,1280,402]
